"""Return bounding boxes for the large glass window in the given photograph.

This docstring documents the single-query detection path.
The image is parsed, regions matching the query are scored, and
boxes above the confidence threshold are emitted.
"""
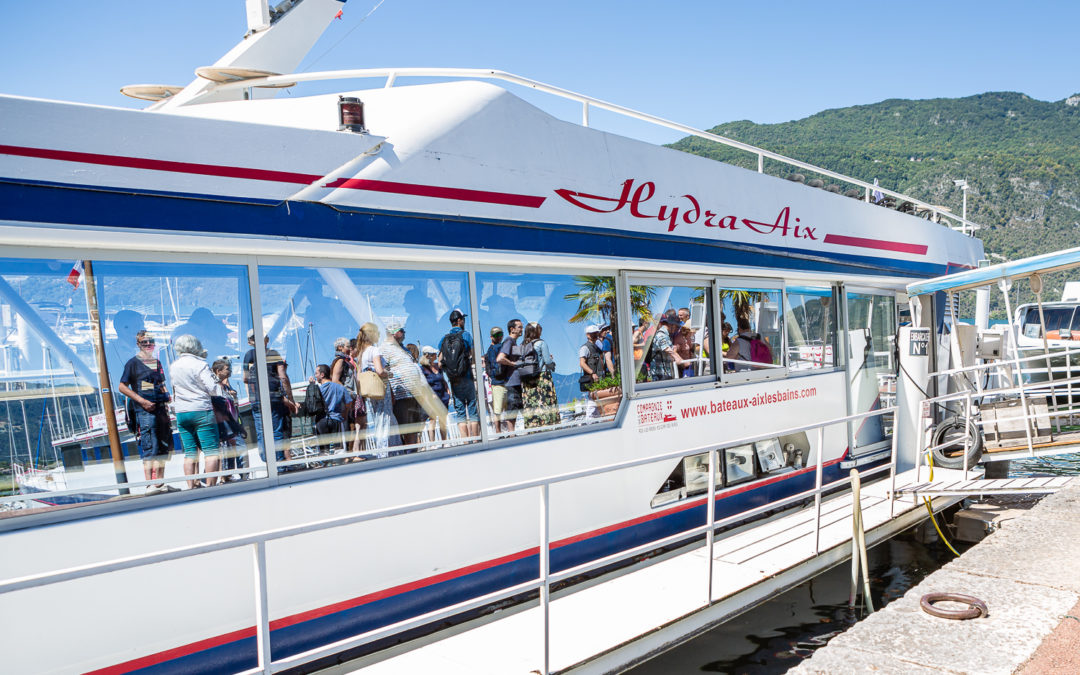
[474,272,621,436]
[785,286,839,372]
[718,284,783,378]
[0,257,262,516]
[631,282,713,386]
[257,266,473,469]
[846,291,897,452]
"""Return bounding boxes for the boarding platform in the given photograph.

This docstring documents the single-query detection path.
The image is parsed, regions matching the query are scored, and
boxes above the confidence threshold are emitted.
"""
[894,476,1075,498]
[342,467,970,675]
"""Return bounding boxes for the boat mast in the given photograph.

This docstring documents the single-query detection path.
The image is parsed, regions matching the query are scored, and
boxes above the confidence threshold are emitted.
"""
[82,261,129,494]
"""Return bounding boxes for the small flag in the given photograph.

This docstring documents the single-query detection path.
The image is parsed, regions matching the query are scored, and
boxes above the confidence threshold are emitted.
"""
[334,9,343,20]
[872,178,883,204]
[67,260,84,289]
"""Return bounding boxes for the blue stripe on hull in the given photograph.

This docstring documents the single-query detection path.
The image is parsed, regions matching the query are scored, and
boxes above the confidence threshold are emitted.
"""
[0,179,948,278]
[126,459,873,673]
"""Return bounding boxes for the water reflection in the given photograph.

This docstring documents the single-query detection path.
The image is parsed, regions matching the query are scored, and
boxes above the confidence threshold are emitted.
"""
[627,530,964,674]
[1010,452,1080,477]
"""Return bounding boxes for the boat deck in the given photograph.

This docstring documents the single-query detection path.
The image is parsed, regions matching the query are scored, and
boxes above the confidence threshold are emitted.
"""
[342,467,970,675]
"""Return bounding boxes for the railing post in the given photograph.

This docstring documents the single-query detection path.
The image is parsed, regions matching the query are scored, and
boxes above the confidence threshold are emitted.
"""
[253,542,272,674]
[864,186,871,203]
[582,101,590,127]
[539,484,551,675]
[888,408,899,518]
[757,153,763,173]
[813,425,825,554]
[963,391,973,480]
[705,447,716,604]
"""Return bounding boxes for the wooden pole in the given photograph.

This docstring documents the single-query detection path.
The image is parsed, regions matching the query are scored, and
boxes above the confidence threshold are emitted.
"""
[82,261,129,494]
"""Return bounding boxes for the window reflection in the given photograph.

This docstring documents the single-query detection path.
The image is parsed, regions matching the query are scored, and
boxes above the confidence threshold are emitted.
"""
[475,272,621,436]
[718,286,782,376]
[0,258,261,516]
[256,266,473,468]
[632,284,713,384]
[846,292,897,450]
[786,286,838,371]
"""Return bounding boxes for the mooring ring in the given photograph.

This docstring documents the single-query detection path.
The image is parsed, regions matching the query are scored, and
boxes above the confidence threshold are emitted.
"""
[920,592,988,620]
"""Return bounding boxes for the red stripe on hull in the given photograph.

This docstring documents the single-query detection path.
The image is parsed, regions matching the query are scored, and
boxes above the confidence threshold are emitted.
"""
[823,233,928,255]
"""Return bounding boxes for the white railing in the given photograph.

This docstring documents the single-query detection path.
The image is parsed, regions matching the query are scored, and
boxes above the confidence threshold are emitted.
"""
[919,345,1080,462]
[0,406,896,674]
[198,68,980,235]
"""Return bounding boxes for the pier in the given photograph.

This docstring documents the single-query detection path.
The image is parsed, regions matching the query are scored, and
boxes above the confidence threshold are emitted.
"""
[793,480,1080,674]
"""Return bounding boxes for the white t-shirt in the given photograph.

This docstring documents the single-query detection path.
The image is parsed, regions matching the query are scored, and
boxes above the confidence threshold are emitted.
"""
[360,345,383,372]
[169,353,219,413]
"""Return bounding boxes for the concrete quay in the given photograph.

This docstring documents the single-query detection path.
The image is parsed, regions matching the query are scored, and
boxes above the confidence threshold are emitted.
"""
[792,480,1080,675]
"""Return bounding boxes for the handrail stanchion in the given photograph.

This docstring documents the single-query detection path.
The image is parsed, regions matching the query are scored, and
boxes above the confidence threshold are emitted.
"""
[757,153,763,173]
[963,391,973,480]
[253,542,272,674]
[813,425,825,554]
[888,411,900,518]
[539,483,551,675]
[705,447,717,604]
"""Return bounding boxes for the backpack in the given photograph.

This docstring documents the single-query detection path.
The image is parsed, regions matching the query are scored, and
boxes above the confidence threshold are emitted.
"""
[302,381,327,418]
[332,352,356,394]
[517,340,540,381]
[747,335,773,364]
[441,331,470,380]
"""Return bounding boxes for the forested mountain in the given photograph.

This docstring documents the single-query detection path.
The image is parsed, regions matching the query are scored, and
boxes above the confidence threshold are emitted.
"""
[669,92,1080,317]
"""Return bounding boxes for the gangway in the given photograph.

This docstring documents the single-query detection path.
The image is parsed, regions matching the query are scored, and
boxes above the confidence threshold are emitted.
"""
[894,476,1075,499]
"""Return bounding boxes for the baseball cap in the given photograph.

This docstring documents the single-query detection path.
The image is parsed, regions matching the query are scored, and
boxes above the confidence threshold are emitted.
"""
[448,309,467,323]
[386,321,404,333]
[490,326,504,337]
[585,324,600,334]
[421,345,438,355]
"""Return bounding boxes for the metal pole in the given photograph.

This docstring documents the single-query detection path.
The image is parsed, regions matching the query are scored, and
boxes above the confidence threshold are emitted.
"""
[253,541,272,673]
[1033,282,1060,433]
[963,390,973,480]
[82,261,129,494]
[813,425,825,554]
[888,408,899,518]
[849,469,861,609]
[539,484,551,675]
[999,279,1036,456]
[705,447,716,604]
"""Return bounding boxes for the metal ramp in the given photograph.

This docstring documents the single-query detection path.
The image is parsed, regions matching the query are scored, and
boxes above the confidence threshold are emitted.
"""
[895,476,1074,498]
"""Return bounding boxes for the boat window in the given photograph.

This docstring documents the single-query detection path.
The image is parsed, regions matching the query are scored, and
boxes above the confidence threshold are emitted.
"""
[785,286,839,372]
[256,265,475,469]
[92,261,264,487]
[1021,307,1075,338]
[630,282,714,388]
[474,272,620,436]
[717,284,784,382]
[845,291,897,453]
[0,258,262,515]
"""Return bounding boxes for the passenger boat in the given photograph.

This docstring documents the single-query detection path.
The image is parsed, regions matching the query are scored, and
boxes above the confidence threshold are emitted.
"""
[0,1,983,673]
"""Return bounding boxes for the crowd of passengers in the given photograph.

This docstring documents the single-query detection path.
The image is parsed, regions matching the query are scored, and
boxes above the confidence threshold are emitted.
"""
[113,302,768,495]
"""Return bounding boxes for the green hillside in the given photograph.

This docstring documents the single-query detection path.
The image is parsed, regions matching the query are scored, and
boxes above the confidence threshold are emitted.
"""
[669,92,1080,317]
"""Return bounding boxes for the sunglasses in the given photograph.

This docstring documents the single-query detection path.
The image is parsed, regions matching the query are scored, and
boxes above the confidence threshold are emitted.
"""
[138,340,156,346]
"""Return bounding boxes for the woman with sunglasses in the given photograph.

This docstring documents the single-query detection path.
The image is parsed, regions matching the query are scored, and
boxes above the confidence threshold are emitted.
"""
[117,330,175,494]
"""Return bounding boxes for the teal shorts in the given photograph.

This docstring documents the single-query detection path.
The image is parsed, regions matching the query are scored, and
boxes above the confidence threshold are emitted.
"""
[176,409,221,458]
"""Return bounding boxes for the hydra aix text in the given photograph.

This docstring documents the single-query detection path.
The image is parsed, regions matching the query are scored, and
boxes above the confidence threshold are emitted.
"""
[554,178,818,240]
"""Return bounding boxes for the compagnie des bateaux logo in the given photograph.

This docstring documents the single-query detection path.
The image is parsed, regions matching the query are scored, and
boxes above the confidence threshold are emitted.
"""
[637,399,678,433]
[554,178,820,241]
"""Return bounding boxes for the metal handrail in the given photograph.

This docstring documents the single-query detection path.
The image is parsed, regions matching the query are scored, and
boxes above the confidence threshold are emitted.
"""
[196,67,980,235]
[0,405,897,674]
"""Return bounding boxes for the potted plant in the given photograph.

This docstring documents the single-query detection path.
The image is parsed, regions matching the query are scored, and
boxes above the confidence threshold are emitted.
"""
[588,374,623,416]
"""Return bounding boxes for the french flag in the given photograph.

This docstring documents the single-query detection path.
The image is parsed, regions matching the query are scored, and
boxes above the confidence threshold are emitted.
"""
[67,260,83,289]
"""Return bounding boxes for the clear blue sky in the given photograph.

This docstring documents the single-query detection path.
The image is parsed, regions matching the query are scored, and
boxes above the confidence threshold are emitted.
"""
[2,1,1077,144]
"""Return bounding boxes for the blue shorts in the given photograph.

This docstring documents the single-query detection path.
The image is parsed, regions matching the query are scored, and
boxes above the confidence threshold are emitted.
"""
[134,406,173,460]
[449,379,478,422]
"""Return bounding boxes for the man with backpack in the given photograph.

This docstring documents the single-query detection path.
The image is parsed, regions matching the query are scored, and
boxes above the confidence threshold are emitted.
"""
[579,325,606,419]
[495,319,524,432]
[726,317,773,372]
[438,309,480,440]
[310,363,351,451]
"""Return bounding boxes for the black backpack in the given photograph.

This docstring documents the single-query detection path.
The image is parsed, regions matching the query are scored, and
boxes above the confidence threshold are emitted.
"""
[302,381,326,418]
[517,340,540,381]
[441,331,470,380]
